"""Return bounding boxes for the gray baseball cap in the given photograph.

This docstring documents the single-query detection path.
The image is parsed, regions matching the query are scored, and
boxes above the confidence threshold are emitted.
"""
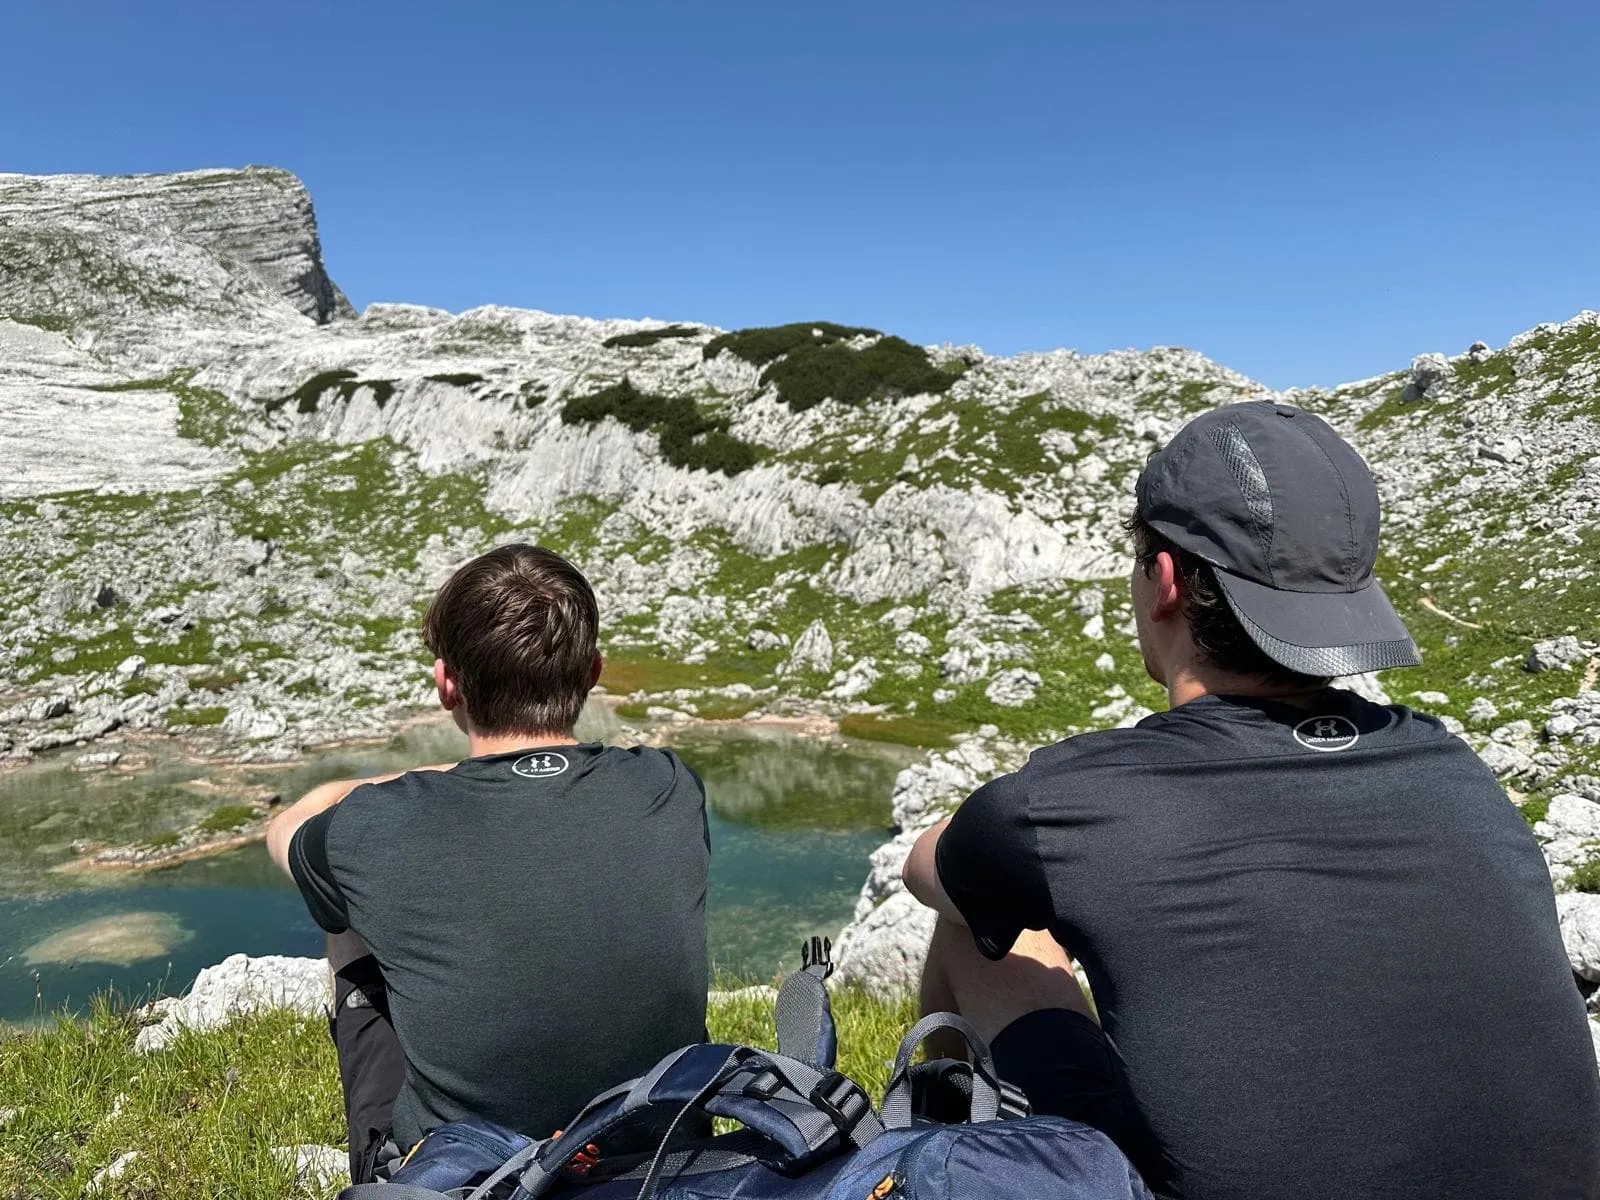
[1134,400,1420,677]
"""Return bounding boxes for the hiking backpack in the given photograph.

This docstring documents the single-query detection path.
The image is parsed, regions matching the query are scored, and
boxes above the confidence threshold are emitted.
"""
[339,941,1153,1200]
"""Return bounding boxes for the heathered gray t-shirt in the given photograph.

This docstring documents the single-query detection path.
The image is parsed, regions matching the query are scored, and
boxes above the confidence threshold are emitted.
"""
[288,743,709,1149]
[938,691,1600,1199]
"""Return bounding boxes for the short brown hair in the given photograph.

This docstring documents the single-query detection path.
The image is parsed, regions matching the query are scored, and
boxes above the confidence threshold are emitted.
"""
[1126,514,1330,690]
[422,544,599,736]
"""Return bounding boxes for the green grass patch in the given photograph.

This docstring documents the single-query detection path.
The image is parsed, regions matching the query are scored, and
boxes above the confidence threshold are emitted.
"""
[1567,858,1600,894]
[191,668,247,693]
[838,713,964,748]
[702,321,879,367]
[603,325,703,350]
[140,830,182,849]
[197,804,257,834]
[600,653,763,695]
[173,706,228,727]
[0,990,915,1198]
[0,1002,344,1199]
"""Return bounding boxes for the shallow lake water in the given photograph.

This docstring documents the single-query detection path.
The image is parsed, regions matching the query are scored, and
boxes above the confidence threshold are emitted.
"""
[0,707,913,1023]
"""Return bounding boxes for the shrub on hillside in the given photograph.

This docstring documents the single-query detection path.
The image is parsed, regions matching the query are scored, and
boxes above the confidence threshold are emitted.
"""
[603,324,704,350]
[702,321,879,367]
[561,378,760,477]
[760,335,956,412]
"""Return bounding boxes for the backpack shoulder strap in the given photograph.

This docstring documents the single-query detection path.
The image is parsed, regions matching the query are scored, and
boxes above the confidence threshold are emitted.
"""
[774,936,837,1069]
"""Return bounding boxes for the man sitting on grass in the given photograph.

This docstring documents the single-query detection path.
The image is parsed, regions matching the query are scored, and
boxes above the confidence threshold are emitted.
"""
[904,402,1600,1199]
[267,544,709,1184]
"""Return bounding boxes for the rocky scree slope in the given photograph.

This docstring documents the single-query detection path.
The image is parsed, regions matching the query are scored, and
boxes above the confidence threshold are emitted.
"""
[4,168,1600,1008]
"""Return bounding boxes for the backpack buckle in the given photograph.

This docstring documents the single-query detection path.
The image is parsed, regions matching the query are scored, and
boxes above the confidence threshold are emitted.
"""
[809,1071,869,1139]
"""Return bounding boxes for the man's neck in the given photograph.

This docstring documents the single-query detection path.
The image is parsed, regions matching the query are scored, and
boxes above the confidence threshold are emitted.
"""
[1165,664,1327,710]
[466,729,579,758]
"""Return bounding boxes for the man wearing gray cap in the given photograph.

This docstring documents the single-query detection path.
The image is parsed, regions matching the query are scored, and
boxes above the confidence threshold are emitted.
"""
[904,402,1600,1199]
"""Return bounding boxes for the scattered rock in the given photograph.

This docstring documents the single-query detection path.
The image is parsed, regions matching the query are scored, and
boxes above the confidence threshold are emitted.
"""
[135,953,331,1053]
[1467,697,1499,726]
[115,654,146,679]
[985,668,1041,708]
[786,621,834,675]
[1527,636,1588,673]
[1404,353,1450,401]
[272,1144,349,1193]
[746,628,786,652]
[85,1151,140,1195]
[72,750,122,770]
[1558,892,1600,983]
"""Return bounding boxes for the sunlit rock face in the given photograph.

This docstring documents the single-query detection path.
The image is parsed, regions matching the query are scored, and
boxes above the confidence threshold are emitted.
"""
[22,911,192,966]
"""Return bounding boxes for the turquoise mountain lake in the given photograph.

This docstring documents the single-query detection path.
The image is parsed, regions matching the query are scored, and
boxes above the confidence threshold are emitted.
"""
[0,710,912,1023]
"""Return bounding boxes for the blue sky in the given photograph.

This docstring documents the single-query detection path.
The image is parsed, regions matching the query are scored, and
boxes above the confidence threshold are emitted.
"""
[2,2,1596,389]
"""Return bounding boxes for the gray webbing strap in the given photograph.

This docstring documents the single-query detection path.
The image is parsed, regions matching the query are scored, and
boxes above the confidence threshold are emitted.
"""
[880,1011,1004,1129]
[459,1136,548,1200]
[339,1186,463,1200]
[631,1050,746,1200]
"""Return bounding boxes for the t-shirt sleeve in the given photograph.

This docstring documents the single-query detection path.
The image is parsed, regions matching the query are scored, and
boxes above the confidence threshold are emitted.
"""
[287,807,351,933]
[935,772,1052,960]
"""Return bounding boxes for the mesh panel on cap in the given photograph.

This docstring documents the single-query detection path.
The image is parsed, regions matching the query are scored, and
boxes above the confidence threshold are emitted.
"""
[1208,422,1274,561]
[1229,601,1423,676]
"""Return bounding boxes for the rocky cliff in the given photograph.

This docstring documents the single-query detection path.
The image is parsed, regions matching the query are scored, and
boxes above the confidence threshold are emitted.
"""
[3,167,1600,1001]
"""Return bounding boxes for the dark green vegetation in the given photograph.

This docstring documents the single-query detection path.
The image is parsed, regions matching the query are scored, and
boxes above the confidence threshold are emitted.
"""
[702,321,879,367]
[196,804,257,834]
[561,378,760,476]
[602,324,704,350]
[0,991,916,1198]
[700,321,955,412]
[269,370,397,416]
[761,335,957,413]
[425,372,484,387]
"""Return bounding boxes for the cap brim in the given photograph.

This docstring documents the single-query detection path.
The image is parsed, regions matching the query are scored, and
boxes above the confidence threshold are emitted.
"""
[1213,569,1421,677]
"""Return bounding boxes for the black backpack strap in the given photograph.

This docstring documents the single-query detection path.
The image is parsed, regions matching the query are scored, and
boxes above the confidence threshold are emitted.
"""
[880,1012,1027,1129]
[774,936,837,1069]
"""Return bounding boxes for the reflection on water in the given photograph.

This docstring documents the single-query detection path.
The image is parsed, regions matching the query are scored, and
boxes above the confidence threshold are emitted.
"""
[0,708,912,1022]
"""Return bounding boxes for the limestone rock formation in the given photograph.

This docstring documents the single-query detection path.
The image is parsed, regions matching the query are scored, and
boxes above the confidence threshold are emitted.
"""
[134,953,330,1053]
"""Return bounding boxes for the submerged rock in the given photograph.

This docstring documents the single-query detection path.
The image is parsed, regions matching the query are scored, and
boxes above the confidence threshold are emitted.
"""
[23,911,192,967]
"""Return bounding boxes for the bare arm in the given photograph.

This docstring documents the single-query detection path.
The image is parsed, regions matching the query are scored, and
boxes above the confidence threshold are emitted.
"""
[901,818,968,927]
[265,763,455,878]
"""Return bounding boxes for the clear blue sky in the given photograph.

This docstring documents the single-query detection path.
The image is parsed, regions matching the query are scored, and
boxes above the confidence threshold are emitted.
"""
[3,2,1596,389]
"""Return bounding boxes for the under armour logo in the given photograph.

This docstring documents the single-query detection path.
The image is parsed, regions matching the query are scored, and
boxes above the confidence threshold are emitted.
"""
[512,751,571,778]
[1293,715,1359,753]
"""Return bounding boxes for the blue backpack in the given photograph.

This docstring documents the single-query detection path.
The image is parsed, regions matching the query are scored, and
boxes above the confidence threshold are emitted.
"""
[341,947,1152,1200]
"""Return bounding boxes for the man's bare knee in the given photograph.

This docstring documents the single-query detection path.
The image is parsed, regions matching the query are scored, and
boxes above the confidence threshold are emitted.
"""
[918,917,1094,1048]
[326,930,372,975]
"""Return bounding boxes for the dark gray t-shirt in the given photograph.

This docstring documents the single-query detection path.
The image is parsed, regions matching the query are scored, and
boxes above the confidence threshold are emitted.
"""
[938,691,1600,1200]
[289,743,709,1148]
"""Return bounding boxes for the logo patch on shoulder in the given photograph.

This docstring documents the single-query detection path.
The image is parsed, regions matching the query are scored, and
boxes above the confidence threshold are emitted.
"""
[512,752,570,779]
[1293,715,1359,753]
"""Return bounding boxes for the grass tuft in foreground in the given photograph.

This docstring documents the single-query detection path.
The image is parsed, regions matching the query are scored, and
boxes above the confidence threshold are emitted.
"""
[0,987,916,1198]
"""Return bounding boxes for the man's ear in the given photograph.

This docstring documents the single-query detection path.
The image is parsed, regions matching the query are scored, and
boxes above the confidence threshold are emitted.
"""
[1150,551,1185,622]
[588,651,604,690]
[434,659,463,711]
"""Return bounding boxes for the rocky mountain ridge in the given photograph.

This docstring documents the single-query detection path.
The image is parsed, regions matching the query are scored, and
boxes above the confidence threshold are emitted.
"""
[4,166,1600,997]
